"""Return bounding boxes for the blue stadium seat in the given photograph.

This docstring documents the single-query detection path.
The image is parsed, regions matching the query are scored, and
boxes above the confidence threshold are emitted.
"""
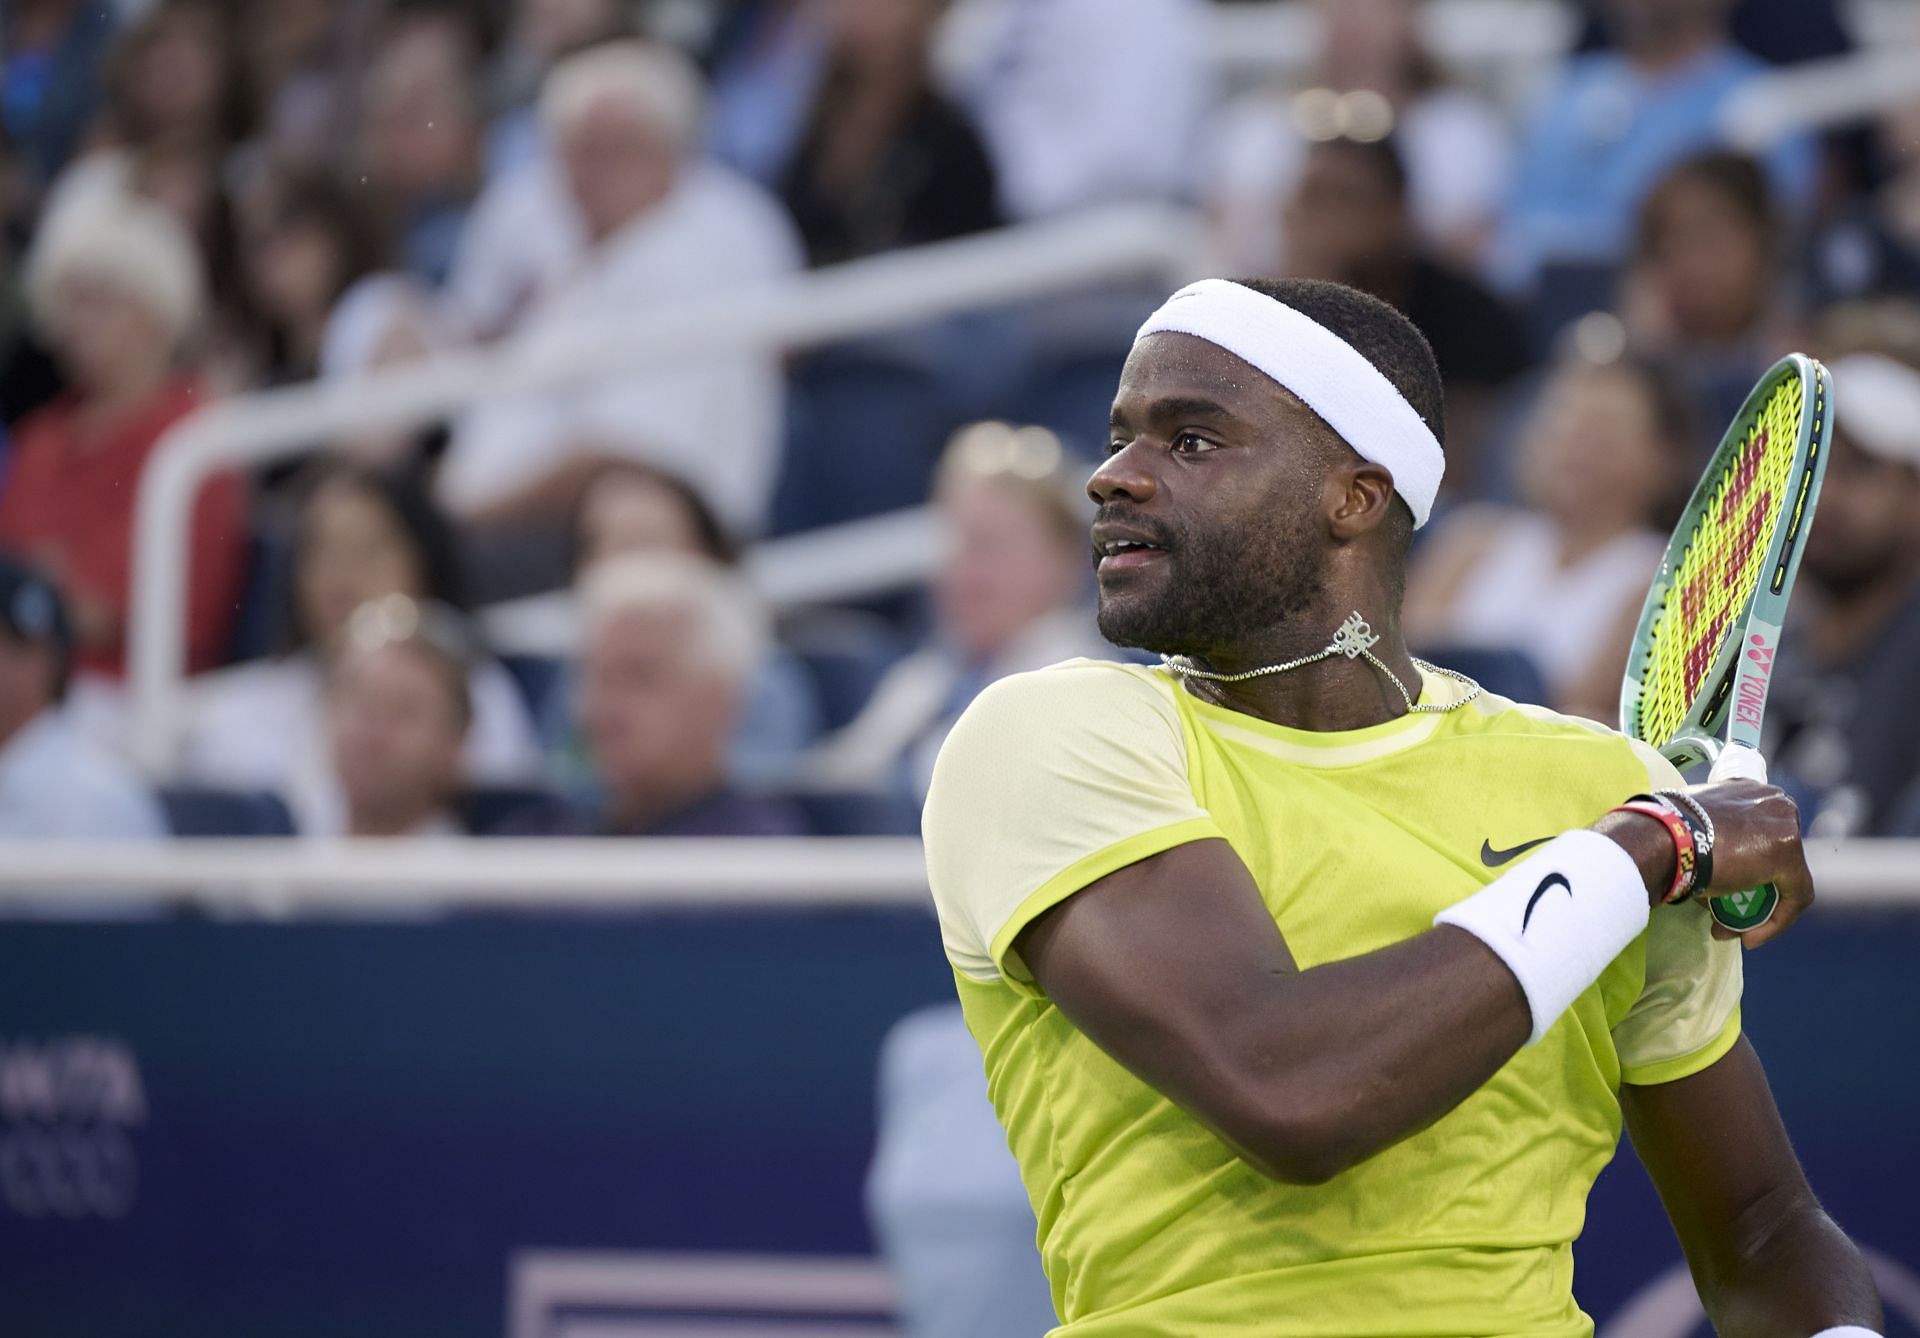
[773,344,961,535]
[159,787,297,837]
[458,786,556,836]
[791,789,919,837]
[1415,645,1551,707]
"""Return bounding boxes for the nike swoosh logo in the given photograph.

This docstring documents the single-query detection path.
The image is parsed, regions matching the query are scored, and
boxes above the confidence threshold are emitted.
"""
[1522,874,1572,933]
[1481,836,1552,867]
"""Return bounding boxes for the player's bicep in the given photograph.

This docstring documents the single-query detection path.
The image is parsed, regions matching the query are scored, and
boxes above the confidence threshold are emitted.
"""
[1018,838,1301,1155]
[1623,1036,1816,1277]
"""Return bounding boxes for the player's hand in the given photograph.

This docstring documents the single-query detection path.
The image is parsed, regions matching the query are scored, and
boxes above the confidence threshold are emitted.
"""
[1682,779,1814,947]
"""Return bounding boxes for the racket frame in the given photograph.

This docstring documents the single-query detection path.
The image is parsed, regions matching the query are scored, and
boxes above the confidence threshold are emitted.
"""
[1618,354,1833,928]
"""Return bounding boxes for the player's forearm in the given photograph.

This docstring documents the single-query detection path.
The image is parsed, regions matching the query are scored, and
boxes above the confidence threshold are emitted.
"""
[1222,819,1677,1183]
[1697,1197,1882,1337]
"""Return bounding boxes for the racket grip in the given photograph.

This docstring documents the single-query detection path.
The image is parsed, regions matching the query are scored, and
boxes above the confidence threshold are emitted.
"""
[1705,743,1779,933]
[1709,742,1769,784]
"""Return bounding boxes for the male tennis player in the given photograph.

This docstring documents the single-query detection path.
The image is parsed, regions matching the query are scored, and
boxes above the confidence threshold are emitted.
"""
[922,278,1881,1336]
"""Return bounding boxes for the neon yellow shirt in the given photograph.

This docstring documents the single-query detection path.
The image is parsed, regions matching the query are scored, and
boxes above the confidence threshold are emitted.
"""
[922,659,1742,1338]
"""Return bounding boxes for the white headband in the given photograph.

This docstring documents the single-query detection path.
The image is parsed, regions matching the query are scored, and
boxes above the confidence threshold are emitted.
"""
[1133,279,1445,527]
[1831,353,1920,470]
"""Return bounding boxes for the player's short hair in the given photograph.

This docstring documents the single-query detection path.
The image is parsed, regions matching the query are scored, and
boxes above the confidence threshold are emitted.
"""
[1228,277,1442,579]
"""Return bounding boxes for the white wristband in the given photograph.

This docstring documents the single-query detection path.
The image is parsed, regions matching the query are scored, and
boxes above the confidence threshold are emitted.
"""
[1434,829,1649,1045]
[1809,1328,1883,1337]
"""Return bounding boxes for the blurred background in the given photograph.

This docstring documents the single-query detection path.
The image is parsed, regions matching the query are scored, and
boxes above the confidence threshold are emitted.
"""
[0,0,1917,1333]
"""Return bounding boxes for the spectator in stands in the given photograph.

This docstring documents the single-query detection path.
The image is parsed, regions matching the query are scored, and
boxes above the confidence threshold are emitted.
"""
[1,0,116,203]
[484,0,630,181]
[438,41,801,542]
[1622,150,1795,432]
[1493,0,1815,298]
[96,1,247,155]
[778,0,999,266]
[938,0,1207,221]
[800,422,1102,801]
[868,1004,1057,1338]
[0,195,246,679]
[234,0,371,164]
[514,552,807,837]
[1281,133,1530,494]
[356,9,485,288]
[1403,351,1687,721]
[323,594,475,839]
[1205,0,1513,275]
[553,461,820,788]
[1767,346,1920,835]
[0,553,164,839]
[236,163,387,388]
[703,0,828,189]
[1808,90,1920,308]
[316,274,453,470]
[180,461,541,835]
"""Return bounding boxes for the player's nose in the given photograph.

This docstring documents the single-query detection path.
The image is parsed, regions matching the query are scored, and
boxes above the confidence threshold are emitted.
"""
[1088,443,1159,506]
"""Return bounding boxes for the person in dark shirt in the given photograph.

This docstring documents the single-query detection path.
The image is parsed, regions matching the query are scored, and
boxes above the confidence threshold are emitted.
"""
[1282,132,1530,496]
[777,0,999,266]
[1767,349,1920,836]
[511,551,808,838]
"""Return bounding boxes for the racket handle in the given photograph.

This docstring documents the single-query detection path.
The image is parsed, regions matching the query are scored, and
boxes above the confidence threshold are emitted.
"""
[1705,743,1779,933]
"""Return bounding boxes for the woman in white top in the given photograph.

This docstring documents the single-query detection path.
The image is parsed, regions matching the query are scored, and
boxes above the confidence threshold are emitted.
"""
[1404,352,1692,722]
[179,461,542,834]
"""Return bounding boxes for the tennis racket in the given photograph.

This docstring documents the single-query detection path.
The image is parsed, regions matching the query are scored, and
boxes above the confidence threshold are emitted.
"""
[1619,354,1833,933]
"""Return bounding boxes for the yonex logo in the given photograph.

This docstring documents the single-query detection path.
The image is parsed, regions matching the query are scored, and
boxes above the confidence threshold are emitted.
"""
[1735,633,1775,730]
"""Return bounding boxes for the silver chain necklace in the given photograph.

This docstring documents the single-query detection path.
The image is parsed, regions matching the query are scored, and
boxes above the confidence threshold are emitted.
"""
[1162,612,1482,715]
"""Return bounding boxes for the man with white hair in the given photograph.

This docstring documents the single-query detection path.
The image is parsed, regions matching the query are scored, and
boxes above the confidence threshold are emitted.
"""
[512,553,807,837]
[439,40,801,543]
[0,194,246,678]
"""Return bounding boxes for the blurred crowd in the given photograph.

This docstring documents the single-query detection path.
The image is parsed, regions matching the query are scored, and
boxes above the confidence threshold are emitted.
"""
[0,0,1918,856]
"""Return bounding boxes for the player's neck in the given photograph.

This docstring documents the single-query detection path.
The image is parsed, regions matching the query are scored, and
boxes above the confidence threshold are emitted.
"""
[1178,621,1426,733]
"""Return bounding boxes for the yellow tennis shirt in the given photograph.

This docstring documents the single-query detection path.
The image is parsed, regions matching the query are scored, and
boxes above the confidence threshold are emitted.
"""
[921,659,1743,1337]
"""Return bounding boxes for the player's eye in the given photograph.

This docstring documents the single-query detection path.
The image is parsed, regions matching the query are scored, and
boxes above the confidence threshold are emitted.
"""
[1171,431,1219,455]
[1104,435,1131,457]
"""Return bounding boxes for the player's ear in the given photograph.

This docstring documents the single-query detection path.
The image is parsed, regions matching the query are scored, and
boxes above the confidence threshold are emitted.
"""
[1327,462,1397,541]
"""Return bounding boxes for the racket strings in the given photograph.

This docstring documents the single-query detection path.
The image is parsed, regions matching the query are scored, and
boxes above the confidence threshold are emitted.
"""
[1634,378,1803,748]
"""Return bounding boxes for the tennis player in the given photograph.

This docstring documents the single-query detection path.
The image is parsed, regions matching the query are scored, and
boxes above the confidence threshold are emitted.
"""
[922,278,1882,1336]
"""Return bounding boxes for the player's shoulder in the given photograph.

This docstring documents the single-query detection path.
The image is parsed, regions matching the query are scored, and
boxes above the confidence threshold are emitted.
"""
[934,658,1188,780]
[957,657,1180,731]
[1462,690,1679,787]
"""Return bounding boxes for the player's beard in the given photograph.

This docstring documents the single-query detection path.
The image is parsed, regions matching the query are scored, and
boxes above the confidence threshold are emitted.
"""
[1095,504,1328,662]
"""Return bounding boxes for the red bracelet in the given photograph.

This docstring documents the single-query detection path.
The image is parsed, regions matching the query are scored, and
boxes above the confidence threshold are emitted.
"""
[1610,799,1698,905]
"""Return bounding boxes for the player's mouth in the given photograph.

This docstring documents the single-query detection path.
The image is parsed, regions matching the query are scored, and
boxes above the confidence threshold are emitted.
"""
[1093,525,1170,573]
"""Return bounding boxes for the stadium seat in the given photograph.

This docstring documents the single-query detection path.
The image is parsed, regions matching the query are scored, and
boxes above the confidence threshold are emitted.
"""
[458,786,558,836]
[790,788,919,837]
[1414,645,1551,707]
[773,343,961,535]
[785,613,905,731]
[158,787,297,837]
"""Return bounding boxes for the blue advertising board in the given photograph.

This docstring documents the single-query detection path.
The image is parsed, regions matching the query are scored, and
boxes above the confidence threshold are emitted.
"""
[1,905,1915,1336]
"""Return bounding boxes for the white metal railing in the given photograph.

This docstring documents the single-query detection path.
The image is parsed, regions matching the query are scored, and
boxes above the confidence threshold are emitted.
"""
[1723,48,1920,149]
[480,504,941,659]
[128,204,1206,775]
[0,837,1914,916]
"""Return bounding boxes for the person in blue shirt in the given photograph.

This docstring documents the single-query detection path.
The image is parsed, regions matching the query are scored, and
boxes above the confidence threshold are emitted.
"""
[1494,0,1815,298]
[0,553,165,841]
